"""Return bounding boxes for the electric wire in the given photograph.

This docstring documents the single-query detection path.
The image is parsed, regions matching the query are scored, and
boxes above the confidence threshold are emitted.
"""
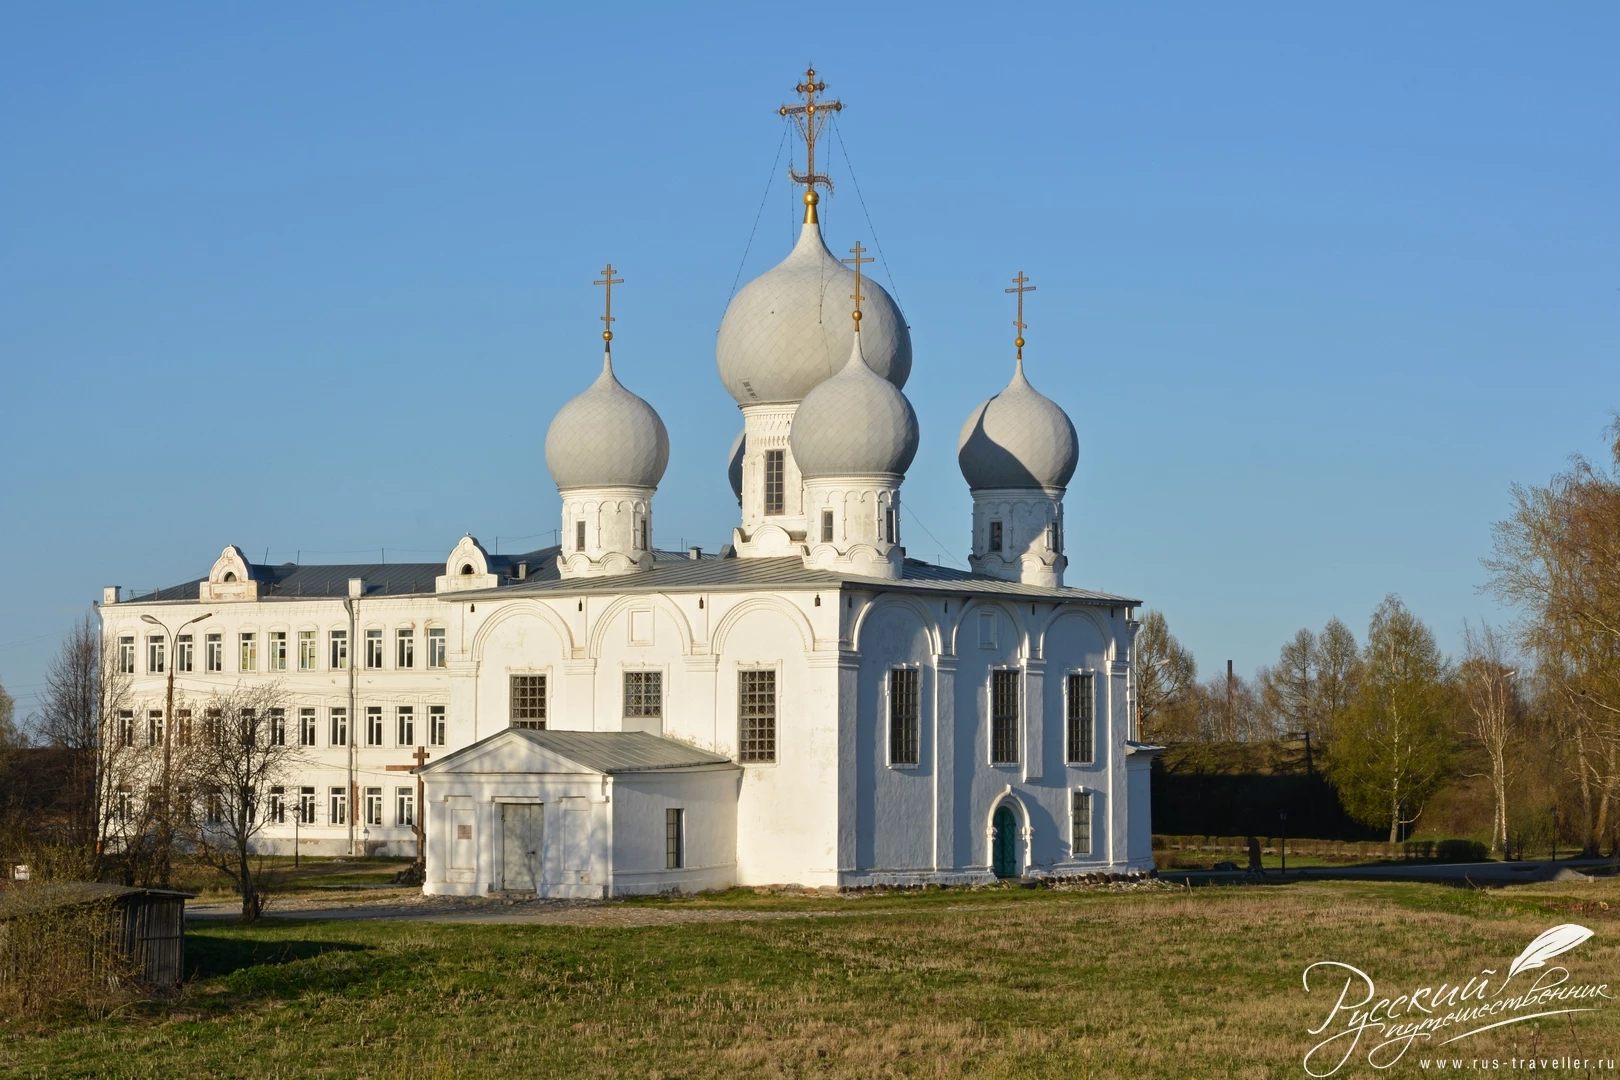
[726,117,791,304]
[830,114,906,321]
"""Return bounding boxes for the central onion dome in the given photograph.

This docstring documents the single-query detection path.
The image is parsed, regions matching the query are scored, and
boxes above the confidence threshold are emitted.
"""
[545,351,670,490]
[791,334,919,478]
[717,210,911,405]
[957,358,1078,490]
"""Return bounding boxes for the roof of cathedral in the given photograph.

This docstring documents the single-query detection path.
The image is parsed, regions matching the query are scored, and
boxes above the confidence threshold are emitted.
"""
[422,730,735,776]
[124,546,1135,605]
[790,333,919,479]
[958,357,1079,491]
[545,350,670,490]
[716,219,911,405]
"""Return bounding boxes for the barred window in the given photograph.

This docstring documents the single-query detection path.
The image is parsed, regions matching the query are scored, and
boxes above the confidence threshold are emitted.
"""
[889,668,920,766]
[991,670,1019,764]
[511,675,547,729]
[738,669,776,763]
[666,807,684,869]
[763,450,785,516]
[624,671,663,719]
[1066,672,1095,764]
[1072,790,1093,856]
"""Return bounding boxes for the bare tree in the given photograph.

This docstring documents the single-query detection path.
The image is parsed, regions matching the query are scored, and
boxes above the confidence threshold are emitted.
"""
[1134,610,1199,742]
[1259,629,1318,738]
[1457,622,1521,855]
[36,615,134,866]
[1315,617,1364,739]
[178,684,301,920]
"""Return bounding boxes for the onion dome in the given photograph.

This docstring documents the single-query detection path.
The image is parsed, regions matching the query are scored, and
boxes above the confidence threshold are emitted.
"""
[957,358,1078,490]
[545,351,670,490]
[726,430,745,503]
[716,214,911,405]
[790,334,919,479]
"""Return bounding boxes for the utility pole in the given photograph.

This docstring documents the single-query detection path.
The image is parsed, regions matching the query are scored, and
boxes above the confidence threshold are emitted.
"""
[140,611,213,888]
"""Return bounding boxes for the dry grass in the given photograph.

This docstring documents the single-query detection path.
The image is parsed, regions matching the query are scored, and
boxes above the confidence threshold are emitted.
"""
[4,878,1620,1078]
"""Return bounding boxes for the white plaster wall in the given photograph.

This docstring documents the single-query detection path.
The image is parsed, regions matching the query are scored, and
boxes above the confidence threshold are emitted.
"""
[852,598,937,875]
[610,769,739,894]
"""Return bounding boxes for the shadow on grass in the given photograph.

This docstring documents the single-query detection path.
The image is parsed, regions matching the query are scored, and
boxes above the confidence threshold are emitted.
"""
[187,932,368,982]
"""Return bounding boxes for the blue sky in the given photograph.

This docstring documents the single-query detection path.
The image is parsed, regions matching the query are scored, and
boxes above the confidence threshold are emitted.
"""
[2,4,1615,719]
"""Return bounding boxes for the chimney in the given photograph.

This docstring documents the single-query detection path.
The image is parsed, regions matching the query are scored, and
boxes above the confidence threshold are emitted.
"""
[516,561,528,581]
[688,546,702,561]
[103,586,121,605]
[348,577,364,599]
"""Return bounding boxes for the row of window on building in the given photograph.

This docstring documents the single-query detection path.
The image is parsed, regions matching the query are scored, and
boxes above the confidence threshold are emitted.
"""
[115,704,449,750]
[111,784,417,829]
[505,668,1099,768]
[117,626,449,676]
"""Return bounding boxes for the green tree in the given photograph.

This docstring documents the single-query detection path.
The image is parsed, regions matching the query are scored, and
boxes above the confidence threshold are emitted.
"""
[1329,596,1454,842]
[1133,610,1198,742]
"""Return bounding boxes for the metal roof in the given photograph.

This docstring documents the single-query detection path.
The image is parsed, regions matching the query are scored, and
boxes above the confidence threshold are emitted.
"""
[124,546,1137,607]
[422,729,736,775]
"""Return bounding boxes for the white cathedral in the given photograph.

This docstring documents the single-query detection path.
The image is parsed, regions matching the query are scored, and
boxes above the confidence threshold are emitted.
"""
[98,72,1160,896]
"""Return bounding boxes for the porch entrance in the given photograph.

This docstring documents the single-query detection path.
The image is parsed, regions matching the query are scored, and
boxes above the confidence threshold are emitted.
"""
[992,805,1018,878]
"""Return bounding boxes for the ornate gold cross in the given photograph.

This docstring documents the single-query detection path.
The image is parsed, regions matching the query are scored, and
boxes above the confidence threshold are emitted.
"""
[844,241,872,328]
[779,65,844,222]
[594,263,623,344]
[1005,271,1036,358]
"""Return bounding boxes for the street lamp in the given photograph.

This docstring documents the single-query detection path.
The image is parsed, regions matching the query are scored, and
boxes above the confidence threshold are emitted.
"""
[141,610,212,888]
[1279,810,1289,876]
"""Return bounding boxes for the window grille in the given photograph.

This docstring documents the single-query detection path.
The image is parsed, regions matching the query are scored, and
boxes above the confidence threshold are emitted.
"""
[510,675,547,729]
[991,670,1019,764]
[889,668,920,766]
[763,450,785,515]
[1066,672,1095,764]
[624,671,663,719]
[738,669,776,762]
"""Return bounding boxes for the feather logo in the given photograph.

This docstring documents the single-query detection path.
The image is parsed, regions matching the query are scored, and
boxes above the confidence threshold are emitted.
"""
[1506,924,1595,980]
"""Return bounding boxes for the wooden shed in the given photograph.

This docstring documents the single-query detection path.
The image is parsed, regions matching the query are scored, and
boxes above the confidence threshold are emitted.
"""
[0,882,194,988]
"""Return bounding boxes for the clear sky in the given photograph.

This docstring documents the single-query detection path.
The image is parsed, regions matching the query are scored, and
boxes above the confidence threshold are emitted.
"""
[2,4,1616,720]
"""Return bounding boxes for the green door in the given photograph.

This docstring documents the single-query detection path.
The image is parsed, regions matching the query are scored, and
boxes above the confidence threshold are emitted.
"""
[992,806,1018,878]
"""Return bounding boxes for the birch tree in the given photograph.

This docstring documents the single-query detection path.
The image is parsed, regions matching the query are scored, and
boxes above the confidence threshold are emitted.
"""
[1457,622,1521,855]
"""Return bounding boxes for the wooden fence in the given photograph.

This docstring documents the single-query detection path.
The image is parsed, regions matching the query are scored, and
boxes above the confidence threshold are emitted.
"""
[1152,835,1488,862]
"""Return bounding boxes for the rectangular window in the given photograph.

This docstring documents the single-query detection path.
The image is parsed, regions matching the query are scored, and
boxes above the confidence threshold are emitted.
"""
[364,787,383,827]
[268,786,286,825]
[636,516,648,551]
[298,786,317,824]
[365,629,384,669]
[396,706,414,747]
[147,635,165,674]
[366,706,384,747]
[991,670,1020,764]
[884,508,897,545]
[396,629,414,669]
[396,787,415,827]
[1071,790,1093,856]
[173,709,192,746]
[298,630,318,670]
[821,509,833,543]
[117,635,135,674]
[205,632,223,673]
[115,787,133,821]
[147,709,165,747]
[510,675,547,729]
[988,519,1004,553]
[329,707,348,747]
[329,786,348,826]
[330,629,349,670]
[427,627,447,668]
[624,671,663,719]
[116,709,135,748]
[1066,672,1096,765]
[575,520,586,552]
[268,631,288,671]
[429,704,447,747]
[888,668,920,766]
[203,708,223,745]
[763,450,785,515]
[205,789,224,825]
[299,707,317,747]
[738,669,777,763]
[270,708,287,747]
[239,632,257,672]
[176,634,194,673]
[666,807,684,869]
[1048,522,1063,553]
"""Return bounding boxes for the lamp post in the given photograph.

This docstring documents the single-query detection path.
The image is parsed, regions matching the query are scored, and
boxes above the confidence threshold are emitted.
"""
[141,611,213,888]
[1279,810,1288,876]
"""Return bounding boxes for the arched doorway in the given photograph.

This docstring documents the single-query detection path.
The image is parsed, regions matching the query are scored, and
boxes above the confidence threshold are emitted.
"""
[992,805,1019,878]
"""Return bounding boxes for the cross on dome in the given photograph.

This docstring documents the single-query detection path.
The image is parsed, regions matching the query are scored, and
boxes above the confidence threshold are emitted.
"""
[779,65,844,224]
[594,263,624,346]
[1005,271,1036,359]
[844,241,872,329]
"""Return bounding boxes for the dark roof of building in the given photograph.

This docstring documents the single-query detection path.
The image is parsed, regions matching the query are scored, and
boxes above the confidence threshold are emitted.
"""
[422,729,736,775]
[125,546,1137,606]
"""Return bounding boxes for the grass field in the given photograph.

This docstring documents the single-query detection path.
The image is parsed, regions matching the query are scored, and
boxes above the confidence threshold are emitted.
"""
[4,878,1619,1079]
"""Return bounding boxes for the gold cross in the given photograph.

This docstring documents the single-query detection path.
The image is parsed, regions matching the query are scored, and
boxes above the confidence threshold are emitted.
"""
[594,264,623,344]
[1005,271,1036,358]
[779,65,844,222]
[844,241,873,329]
